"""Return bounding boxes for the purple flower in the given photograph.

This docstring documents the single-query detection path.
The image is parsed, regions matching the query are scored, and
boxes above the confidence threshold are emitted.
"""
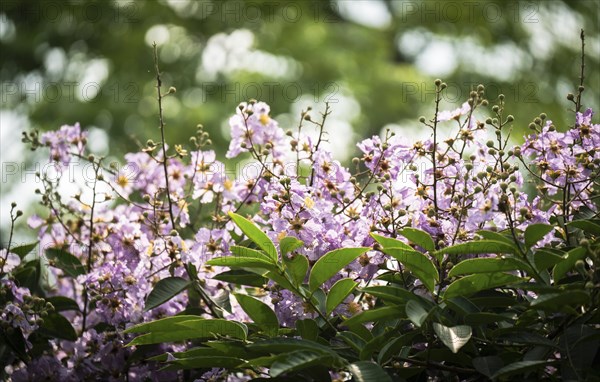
[40,123,87,166]
[226,102,286,160]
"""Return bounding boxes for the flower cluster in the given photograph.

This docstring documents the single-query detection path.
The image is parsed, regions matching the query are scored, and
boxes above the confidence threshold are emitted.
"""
[3,82,599,380]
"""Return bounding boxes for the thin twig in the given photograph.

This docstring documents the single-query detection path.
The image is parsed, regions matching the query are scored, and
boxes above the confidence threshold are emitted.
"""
[153,42,175,228]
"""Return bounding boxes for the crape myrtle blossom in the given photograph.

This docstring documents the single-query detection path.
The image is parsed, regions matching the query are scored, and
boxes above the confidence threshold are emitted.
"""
[0,249,20,273]
[519,109,599,214]
[40,123,87,166]
[5,96,599,380]
[437,101,471,122]
[226,101,287,160]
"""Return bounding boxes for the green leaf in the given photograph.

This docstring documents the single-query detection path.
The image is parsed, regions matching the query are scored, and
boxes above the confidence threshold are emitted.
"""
[464,312,513,325]
[347,361,392,382]
[530,290,590,310]
[435,240,516,257]
[476,230,515,246]
[533,249,565,270]
[308,247,369,292]
[234,293,279,336]
[280,236,304,256]
[448,258,524,277]
[553,247,587,282]
[213,270,268,287]
[336,332,367,354]
[145,277,190,311]
[339,331,368,353]
[240,354,279,368]
[206,256,277,271]
[228,212,277,261]
[230,245,274,263]
[359,332,390,360]
[497,331,558,348]
[149,346,225,361]
[360,285,422,304]
[12,259,42,292]
[343,306,404,327]
[377,332,419,364]
[1,326,28,363]
[38,313,78,341]
[270,350,332,377]
[445,296,480,315]
[205,341,248,359]
[283,254,309,286]
[433,323,472,354]
[326,278,358,315]
[444,273,524,299]
[568,219,600,235]
[405,300,429,327]
[124,315,202,333]
[472,356,504,378]
[524,224,554,248]
[264,270,297,293]
[45,296,80,312]
[45,248,85,277]
[295,319,319,341]
[398,227,435,252]
[247,338,336,355]
[560,324,599,377]
[490,360,550,380]
[10,242,38,259]
[163,356,243,370]
[126,318,247,345]
[381,247,438,293]
[370,233,413,250]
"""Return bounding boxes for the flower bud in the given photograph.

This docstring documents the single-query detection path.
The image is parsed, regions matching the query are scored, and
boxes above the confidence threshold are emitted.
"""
[585,281,595,289]
[514,147,521,157]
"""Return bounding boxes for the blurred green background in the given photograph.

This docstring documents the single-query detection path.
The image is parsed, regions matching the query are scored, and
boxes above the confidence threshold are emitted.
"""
[1,0,599,241]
